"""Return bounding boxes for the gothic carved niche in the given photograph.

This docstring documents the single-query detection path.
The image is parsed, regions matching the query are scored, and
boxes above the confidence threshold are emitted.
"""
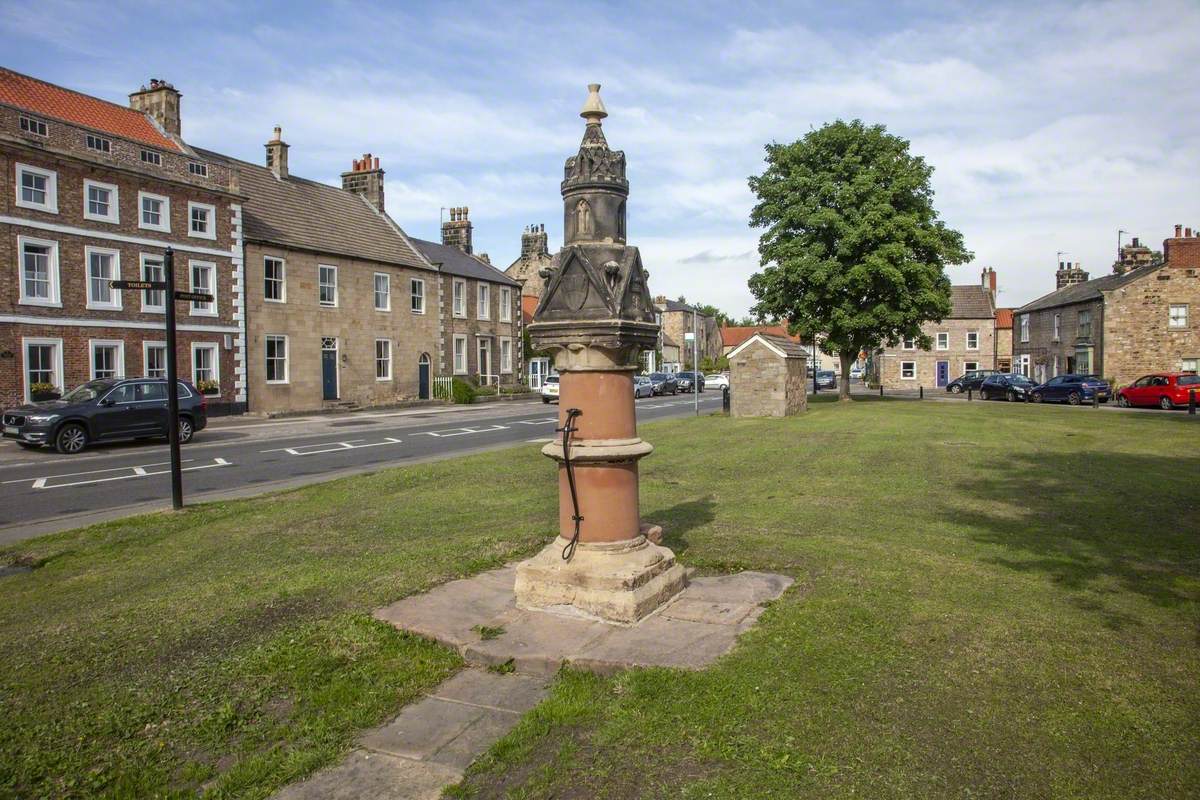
[575,199,593,237]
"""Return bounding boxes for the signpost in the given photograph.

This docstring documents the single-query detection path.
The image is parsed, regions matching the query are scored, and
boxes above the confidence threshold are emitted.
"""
[110,247,211,510]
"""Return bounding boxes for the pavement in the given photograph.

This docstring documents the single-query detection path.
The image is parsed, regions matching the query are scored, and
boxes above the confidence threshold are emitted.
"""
[0,392,722,543]
[273,563,793,799]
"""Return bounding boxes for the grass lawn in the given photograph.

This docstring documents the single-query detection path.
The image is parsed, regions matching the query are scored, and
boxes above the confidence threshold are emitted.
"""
[2,400,1198,798]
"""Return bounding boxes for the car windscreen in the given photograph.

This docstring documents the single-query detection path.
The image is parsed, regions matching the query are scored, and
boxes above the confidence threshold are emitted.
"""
[546,376,559,384]
[60,381,110,403]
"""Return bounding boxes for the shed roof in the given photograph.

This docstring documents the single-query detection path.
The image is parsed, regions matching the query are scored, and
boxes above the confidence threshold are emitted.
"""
[728,332,808,360]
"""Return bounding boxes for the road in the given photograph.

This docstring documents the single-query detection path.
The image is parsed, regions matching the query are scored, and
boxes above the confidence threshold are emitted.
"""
[0,393,723,543]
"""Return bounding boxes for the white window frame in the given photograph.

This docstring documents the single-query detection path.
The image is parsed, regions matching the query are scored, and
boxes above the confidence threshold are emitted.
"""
[1018,353,1031,377]
[1181,358,1198,372]
[374,272,391,311]
[452,279,467,318]
[83,179,119,224]
[901,336,916,350]
[500,336,513,374]
[1019,315,1030,343]
[187,201,216,240]
[900,361,916,380]
[15,162,58,213]
[22,337,64,401]
[143,340,167,378]
[140,253,166,313]
[84,245,122,311]
[411,278,425,314]
[935,332,949,351]
[138,191,171,232]
[264,256,286,303]
[17,235,62,308]
[265,335,289,384]
[964,361,979,373]
[85,133,112,154]
[965,331,979,351]
[19,116,48,137]
[191,342,220,387]
[318,264,338,307]
[1052,313,1061,342]
[499,286,512,322]
[477,283,491,320]
[188,260,217,317]
[375,339,392,381]
[188,161,209,177]
[89,339,125,380]
[453,334,468,374]
[1168,304,1188,329]
[140,149,161,166]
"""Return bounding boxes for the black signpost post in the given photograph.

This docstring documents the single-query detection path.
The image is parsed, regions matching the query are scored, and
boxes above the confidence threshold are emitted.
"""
[110,247,210,511]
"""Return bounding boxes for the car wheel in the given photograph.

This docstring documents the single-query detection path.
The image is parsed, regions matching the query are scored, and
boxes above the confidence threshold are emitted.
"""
[1159,396,1174,411]
[1007,391,1016,402]
[950,385,962,393]
[54,423,88,455]
[1068,392,1082,405]
[1032,392,1043,403]
[178,416,194,444]
[1117,395,1129,408]
[542,397,551,404]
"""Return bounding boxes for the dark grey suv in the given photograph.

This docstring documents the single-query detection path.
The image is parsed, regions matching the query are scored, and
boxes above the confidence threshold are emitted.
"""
[2,378,207,454]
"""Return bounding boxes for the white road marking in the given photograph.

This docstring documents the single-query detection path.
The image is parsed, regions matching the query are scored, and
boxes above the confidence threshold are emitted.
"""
[526,437,555,443]
[260,437,403,456]
[513,417,558,425]
[416,424,510,438]
[26,458,231,490]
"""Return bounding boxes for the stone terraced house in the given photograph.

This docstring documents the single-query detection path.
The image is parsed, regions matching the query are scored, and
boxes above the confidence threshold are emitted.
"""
[0,69,245,411]
[1013,225,1200,386]
[875,268,999,389]
[198,140,441,414]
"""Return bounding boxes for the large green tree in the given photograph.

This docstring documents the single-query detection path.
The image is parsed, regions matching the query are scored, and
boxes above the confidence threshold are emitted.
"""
[747,120,971,400]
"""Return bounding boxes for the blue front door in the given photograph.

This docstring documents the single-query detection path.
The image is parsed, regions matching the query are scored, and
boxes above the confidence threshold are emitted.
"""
[936,361,949,387]
[322,341,338,400]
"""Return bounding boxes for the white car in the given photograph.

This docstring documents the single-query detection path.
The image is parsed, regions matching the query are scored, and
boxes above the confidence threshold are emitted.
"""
[541,374,560,403]
[704,373,729,390]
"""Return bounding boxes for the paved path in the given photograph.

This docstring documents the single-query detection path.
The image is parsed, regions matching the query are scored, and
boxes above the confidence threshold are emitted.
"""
[0,393,722,542]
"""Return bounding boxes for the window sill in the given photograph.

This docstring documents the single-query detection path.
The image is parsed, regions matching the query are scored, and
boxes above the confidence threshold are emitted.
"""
[266,380,290,386]
[15,201,58,214]
[188,231,217,241]
[86,303,123,312]
[84,214,119,225]
[18,299,62,308]
[138,224,171,234]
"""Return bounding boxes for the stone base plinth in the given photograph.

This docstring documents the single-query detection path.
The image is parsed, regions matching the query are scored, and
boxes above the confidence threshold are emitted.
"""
[514,535,687,625]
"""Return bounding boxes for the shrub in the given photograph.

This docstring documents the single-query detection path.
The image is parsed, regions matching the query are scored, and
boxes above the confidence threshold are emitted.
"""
[30,382,60,400]
[451,378,475,404]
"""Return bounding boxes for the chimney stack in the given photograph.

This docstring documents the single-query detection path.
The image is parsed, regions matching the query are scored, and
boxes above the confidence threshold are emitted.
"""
[441,206,473,254]
[1175,224,1183,237]
[265,126,289,179]
[981,266,997,296]
[1164,222,1200,269]
[129,78,182,137]
[340,153,385,211]
[521,223,550,259]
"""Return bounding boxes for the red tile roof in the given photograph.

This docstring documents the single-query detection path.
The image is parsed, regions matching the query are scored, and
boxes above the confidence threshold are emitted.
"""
[995,308,1014,328]
[521,294,540,325]
[0,68,182,152]
[720,325,800,348]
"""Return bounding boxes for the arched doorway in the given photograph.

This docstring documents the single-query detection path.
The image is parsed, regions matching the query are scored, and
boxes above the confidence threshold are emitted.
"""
[418,353,431,399]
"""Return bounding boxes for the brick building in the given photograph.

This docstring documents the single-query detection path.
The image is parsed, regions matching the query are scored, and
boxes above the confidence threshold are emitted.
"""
[199,140,440,414]
[412,208,521,385]
[1014,225,1200,385]
[875,268,998,389]
[0,69,245,410]
[995,308,1014,373]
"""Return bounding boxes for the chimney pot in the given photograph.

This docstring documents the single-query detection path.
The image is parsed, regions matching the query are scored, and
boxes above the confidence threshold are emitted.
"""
[1176,224,1183,237]
[1187,228,1193,238]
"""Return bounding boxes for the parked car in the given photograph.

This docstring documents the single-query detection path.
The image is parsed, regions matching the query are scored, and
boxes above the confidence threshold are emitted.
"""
[704,373,730,390]
[978,373,1037,401]
[633,375,655,398]
[675,371,705,393]
[541,374,560,403]
[946,369,997,393]
[1117,372,1200,410]
[849,364,864,380]
[815,370,837,390]
[647,373,678,395]
[2,378,206,455]
[1030,374,1111,405]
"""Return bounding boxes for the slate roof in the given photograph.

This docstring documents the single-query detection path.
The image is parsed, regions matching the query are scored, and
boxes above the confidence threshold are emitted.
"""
[1016,265,1159,313]
[659,298,695,313]
[948,285,996,319]
[411,238,519,286]
[196,148,431,270]
[0,67,182,152]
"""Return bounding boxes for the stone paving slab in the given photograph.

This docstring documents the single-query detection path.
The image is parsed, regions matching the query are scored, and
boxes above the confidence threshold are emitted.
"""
[271,749,461,800]
[376,565,794,675]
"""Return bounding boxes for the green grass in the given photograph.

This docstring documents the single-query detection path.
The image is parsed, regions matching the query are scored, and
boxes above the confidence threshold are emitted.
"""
[2,400,1198,798]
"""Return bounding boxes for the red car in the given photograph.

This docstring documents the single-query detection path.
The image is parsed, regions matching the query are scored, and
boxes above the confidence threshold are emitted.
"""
[1117,372,1200,410]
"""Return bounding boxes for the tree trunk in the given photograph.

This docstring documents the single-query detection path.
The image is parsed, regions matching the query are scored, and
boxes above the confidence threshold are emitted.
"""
[839,351,854,401]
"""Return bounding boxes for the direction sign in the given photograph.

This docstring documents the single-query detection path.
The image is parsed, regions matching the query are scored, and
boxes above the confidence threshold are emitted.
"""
[173,290,214,303]
[110,279,167,291]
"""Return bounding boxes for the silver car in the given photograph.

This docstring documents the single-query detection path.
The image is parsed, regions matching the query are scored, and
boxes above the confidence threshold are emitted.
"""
[633,375,655,398]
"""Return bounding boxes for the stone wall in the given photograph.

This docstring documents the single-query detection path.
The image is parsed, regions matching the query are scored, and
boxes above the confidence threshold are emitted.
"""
[438,274,522,381]
[730,340,807,417]
[244,243,440,413]
[1013,300,1104,383]
[878,317,996,389]
[1102,266,1200,386]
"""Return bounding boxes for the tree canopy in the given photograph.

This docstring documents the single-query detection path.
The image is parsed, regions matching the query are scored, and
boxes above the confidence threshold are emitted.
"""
[747,119,971,398]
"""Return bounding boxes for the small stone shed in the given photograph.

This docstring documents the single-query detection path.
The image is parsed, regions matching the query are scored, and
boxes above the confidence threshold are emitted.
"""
[728,333,809,417]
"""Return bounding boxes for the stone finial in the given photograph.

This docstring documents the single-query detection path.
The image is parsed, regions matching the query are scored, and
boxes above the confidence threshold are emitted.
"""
[580,83,608,124]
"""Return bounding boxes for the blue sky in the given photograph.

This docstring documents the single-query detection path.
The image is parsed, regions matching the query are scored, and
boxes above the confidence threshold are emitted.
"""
[4,0,1198,315]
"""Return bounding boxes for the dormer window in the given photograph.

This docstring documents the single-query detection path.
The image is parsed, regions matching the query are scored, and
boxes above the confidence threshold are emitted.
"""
[85,134,111,154]
[19,116,47,136]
